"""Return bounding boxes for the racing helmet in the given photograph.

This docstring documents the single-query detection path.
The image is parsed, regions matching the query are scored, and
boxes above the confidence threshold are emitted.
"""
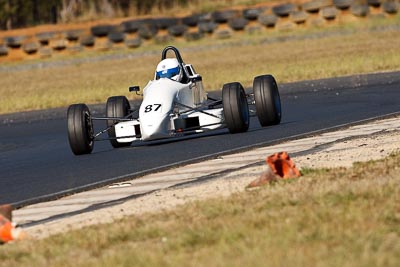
[155,58,183,82]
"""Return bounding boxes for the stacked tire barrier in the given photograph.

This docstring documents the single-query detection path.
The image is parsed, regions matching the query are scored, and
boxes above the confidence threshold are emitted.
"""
[0,0,399,61]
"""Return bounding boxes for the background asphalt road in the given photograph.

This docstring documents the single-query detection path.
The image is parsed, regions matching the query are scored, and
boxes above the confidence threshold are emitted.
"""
[1,71,399,206]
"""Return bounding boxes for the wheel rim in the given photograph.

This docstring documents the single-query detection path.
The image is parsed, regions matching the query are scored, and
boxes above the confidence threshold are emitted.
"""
[240,90,249,125]
[84,111,94,147]
[273,83,282,118]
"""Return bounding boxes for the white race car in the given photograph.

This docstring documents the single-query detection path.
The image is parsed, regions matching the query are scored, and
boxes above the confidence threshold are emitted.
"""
[67,46,281,155]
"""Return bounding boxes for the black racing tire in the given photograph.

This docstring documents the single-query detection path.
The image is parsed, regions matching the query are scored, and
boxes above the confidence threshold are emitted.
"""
[106,96,132,148]
[333,0,353,10]
[51,39,67,51]
[108,31,125,43]
[258,14,278,27]
[91,24,114,37]
[322,6,338,20]
[168,25,188,36]
[350,4,370,17]
[198,22,218,33]
[0,45,9,56]
[138,23,158,39]
[80,35,95,47]
[67,104,94,155]
[120,19,142,33]
[64,29,82,41]
[253,75,281,126]
[212,10,237,23]
[222,82,249,133]
[272,3,296,17]
[290,11,309,24]
[242,8,262,20]
[383,1,399,14]
[22,42,40,54]
[36,32,55,45]
[367,0,382,7]
[228,17,249,31]
[155,17,179,29]
[4,35,26,48]
[302,0,331,13]
[182,14,201,26]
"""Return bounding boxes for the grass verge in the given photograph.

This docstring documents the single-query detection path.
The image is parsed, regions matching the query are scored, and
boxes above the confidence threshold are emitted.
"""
[1,153,400,266]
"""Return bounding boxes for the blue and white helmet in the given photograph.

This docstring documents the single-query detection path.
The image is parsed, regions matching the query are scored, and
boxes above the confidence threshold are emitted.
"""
[155,58,182,82]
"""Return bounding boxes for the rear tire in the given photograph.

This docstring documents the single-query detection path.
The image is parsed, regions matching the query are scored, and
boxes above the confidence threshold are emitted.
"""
[106,96,132,148]
[253,75,282,126]
[67,104,94,155]
[222,82,250,133]
[91,24,114,37]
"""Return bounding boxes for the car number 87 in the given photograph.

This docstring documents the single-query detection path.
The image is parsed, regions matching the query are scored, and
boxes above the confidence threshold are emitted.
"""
[144,104,162,113]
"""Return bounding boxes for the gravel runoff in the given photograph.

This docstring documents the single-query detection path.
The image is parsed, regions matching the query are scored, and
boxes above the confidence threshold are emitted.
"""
[19,117,400,240]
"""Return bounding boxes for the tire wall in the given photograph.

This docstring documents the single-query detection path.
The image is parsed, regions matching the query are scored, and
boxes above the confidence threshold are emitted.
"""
[1,0,399,61]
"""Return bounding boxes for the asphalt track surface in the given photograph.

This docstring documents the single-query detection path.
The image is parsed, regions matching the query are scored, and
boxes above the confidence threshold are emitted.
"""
[1,71,399,207]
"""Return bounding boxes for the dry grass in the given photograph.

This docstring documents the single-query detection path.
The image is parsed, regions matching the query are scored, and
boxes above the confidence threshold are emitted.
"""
[0,16,399,115]
[1,153,399,266]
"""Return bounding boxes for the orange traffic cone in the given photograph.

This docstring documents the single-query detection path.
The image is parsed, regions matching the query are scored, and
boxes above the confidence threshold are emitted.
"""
[0,205,26,244]
[266,152,301,179]
[247,152,301,188]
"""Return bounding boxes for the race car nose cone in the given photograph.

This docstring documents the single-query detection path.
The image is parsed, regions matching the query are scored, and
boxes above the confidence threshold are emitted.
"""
[141,125,166,140]
[140,115,170,141]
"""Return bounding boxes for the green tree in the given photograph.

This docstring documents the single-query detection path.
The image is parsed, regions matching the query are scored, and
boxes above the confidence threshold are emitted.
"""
[0,0,194,29]
[0,0,16,30]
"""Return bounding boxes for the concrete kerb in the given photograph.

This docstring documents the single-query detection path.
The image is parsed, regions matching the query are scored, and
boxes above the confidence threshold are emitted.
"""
[12,115,400,235]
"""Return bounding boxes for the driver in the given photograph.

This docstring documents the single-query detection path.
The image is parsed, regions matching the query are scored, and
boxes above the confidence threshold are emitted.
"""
[155,58,183,82]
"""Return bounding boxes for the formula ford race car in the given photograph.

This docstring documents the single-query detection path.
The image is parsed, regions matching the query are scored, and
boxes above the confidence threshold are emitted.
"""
[67,46,281,155]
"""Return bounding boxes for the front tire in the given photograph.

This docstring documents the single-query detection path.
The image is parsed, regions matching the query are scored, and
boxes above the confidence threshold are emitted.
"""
[253,75,281,126]
[67,104,94,155]
[106,96,132,148]
[222,82,250,133]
